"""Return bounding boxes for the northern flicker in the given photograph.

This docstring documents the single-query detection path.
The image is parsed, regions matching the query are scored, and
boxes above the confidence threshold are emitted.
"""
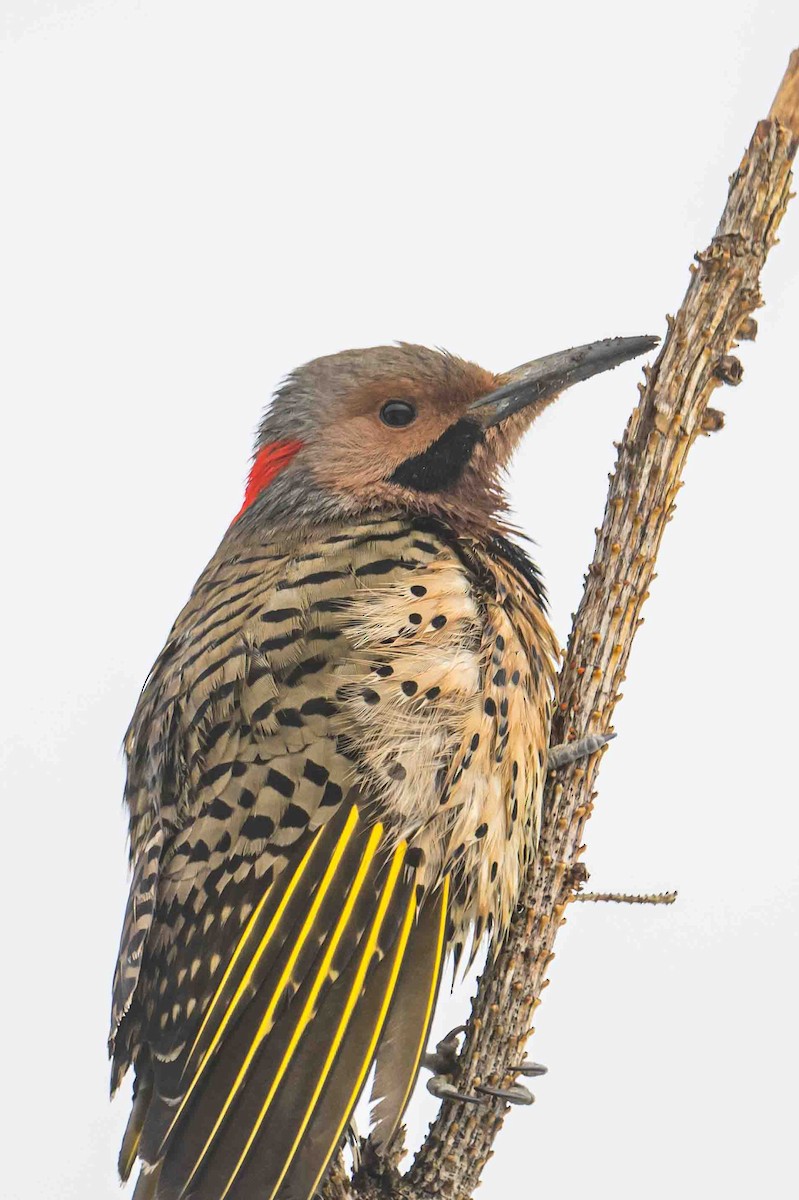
[110,335,656,1200]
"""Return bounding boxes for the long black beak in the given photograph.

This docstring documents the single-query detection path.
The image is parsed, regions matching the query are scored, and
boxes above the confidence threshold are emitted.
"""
[468,335,659,429]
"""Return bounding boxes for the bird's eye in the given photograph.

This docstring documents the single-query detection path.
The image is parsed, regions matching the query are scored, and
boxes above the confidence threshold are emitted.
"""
[380,400,417,428]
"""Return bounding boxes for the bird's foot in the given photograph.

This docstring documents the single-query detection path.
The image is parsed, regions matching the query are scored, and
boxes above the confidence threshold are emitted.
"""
[512,1060,549,1077]
[424,1026,480,1103]
[474,1061,547,1106]
[423,1026,546,1107]
[421,1024,466,1076]
[474,1083,535,1105]
[548,732,615,771]
[426,1075,484,1104]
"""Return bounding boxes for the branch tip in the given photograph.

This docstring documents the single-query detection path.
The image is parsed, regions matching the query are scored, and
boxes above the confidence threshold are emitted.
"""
[768,47,799,138]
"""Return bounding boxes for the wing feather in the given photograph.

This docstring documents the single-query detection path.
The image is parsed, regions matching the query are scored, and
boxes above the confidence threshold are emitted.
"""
[261,846,417,1200]
[369,877,450,1152]
[138,803,363,1170]
[135,806,424,1200]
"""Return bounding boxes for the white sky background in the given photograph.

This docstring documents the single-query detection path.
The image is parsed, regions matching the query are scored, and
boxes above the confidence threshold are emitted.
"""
[1,2,798,1197]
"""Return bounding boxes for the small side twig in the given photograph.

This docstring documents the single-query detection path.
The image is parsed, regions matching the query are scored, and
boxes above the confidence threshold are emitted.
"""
[574,891,678,906]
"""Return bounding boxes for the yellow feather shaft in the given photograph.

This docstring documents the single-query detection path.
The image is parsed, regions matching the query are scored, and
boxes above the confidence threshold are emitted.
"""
[386,875,450,1133]
[265,846,412,1198]
[119,1129,141,1182]
[219,823,389,1200]
[185,824,324,1069]
[163,812,345,1156]
[180,806,362,1195]
[303,867,418,1200]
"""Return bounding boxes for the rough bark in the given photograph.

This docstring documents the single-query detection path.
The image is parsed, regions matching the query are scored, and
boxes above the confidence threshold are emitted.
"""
[326,48,799,1200]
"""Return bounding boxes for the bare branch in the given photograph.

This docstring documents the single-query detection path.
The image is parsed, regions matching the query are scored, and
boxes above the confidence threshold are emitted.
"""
[326,47,799,1200]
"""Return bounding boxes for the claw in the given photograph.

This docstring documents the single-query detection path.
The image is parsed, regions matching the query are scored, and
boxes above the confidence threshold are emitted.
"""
[421,1025,467,1076]
[474,1082,535,1106]
[510,1061,548,1077]
[426,1075,483,1104]
[548,732,616,771]
[437,1024,467,1050]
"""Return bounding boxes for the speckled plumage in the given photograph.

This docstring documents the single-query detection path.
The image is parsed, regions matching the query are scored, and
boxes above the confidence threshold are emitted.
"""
[109,339,649,1200]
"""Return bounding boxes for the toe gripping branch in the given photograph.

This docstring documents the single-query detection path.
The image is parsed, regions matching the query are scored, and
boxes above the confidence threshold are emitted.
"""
[547,732,616,772]
[423,1026,546,1107]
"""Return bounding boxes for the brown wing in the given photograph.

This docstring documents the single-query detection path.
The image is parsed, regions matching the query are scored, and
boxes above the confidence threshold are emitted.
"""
[142,801,445,1200]
[111,518,457,1200]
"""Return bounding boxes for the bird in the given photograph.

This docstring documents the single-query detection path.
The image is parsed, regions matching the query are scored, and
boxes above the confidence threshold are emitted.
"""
[110,334,656,1200]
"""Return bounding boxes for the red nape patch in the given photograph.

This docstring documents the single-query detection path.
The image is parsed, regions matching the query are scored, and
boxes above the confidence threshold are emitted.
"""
[231,439,304,524]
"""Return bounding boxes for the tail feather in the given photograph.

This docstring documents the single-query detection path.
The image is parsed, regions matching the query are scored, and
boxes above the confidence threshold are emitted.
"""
[132,1162,162,1200]
[274,867,419,1200]
[119,1064,153,1182]
[369,879,449,1152]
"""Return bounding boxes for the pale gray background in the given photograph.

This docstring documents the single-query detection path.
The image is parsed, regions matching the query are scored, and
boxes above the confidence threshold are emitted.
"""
[1,2,797,1198]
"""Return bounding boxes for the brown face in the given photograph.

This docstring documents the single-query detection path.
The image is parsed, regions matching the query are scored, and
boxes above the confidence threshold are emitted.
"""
[308,357,500,508]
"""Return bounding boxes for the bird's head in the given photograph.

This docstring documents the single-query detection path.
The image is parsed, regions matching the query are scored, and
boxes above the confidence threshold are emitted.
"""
[233,337,657,534]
